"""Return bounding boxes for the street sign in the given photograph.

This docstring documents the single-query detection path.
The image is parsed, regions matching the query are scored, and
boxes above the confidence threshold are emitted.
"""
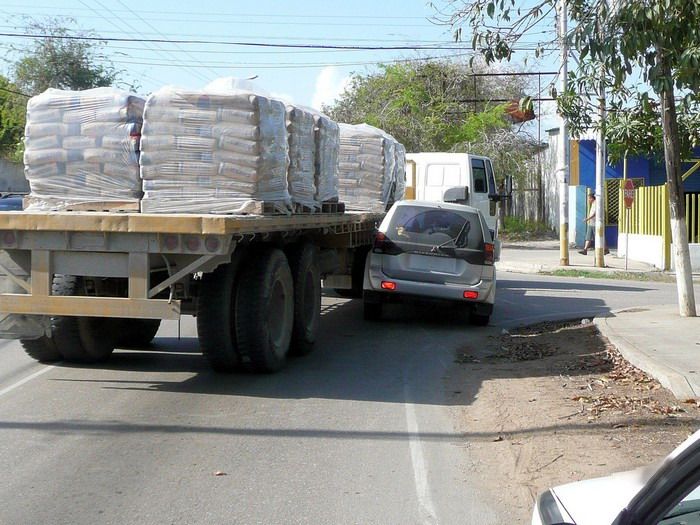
[623,179,635,209]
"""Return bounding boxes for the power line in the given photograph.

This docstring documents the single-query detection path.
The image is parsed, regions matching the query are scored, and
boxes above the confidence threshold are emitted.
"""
[0,5,432,20]
[0,31,459,50]
[0,85,29,98]
[0,31,549,52]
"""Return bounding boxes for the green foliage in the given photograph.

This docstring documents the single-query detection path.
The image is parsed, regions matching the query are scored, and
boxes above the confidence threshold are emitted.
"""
[0,76,27,160]
[501,216,555,241]
[324,60,528,153]
[12,18,119,96]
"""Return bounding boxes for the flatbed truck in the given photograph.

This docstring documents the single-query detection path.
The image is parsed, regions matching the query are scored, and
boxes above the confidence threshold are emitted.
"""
[0,209,381,373]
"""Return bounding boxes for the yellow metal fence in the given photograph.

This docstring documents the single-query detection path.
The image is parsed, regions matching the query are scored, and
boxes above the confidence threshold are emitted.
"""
[618,184,671,269]
[687,193,700,244]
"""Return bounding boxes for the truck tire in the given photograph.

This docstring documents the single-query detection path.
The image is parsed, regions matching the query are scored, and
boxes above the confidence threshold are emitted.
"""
[50,275,116,363]
[197,253,245,373]
[286,242,320,356]
[115,319,161,348]
[20,336,61,362]
[235,247,294,373]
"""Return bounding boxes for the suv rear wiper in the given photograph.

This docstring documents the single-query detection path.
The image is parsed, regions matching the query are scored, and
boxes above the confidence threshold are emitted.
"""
[433,220,471,252]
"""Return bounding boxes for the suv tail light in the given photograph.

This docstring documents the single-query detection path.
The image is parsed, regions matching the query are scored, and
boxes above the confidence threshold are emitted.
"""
[373,231,401,255]
[484,242,494,265]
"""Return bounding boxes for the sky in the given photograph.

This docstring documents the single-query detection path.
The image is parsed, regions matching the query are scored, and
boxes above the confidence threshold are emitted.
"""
[0,0,560,126]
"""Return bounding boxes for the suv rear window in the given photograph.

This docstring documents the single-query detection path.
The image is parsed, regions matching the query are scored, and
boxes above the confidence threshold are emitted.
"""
[384,205,483,249]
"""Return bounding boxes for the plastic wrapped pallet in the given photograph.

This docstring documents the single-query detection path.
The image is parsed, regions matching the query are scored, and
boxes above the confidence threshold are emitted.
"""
[313,113,340,204]
[23,87,144,211]
[139,86,291,214]
[337,123,397,212]
[394,142,406,201]
[286,105,318,210]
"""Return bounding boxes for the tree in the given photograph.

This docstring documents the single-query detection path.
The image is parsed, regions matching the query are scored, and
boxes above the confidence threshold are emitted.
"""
[324,59,529,153]
[444,0,698,317]
[325,58,540,204]
[0,76,27,161]
[12,18,119,96]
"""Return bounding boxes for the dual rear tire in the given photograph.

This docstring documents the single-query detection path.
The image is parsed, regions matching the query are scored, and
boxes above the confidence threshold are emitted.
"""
[196,243,320,374]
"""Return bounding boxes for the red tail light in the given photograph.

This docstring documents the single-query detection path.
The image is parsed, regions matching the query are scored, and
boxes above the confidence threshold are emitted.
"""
[463,291,479,299]
[381,281,397,291]
[373,231,387,252]
[484,242,494,265]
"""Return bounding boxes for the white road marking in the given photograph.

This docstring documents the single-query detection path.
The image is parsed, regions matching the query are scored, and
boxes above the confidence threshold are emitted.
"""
[0,365,54,398]
[404,384,439,525]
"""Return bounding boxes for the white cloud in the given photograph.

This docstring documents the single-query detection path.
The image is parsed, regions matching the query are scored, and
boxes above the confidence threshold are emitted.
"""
[311,66,351,111]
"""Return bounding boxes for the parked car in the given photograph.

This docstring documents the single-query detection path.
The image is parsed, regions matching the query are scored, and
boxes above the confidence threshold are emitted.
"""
[532,428,700,525]
[362,200,496,324]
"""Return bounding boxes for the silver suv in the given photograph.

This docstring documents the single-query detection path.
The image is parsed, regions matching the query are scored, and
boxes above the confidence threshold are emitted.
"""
[363,200,496,325]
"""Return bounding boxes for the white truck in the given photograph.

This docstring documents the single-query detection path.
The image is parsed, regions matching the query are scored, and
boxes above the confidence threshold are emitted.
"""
[0,207,381,373]
[405,152,502,233]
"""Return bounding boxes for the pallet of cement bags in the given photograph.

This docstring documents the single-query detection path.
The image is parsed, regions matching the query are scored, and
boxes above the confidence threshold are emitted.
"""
[139,86,291,214]
[337,123,401,212]
[23,87,144,211]
[286,105,318,211]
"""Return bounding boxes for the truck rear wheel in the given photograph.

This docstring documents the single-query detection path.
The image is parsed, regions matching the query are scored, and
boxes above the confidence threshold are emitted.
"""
[197,252,245,373]
[20,336,61,363]
[51,275,116,363]
[235,247,294,373]
[286,242,320,356]
[115,319,161,348]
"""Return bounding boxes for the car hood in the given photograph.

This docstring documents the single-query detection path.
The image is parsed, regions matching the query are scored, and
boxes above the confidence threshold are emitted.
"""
[551,467,653,524]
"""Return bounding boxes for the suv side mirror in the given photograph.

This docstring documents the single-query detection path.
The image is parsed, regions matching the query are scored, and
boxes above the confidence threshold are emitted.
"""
[443,186,469,204]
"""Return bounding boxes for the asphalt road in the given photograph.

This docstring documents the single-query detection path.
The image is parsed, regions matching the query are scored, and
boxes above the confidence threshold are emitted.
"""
[0,273,678,524]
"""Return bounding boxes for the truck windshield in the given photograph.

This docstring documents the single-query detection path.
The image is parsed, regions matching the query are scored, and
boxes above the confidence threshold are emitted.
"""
[384,205,482,249]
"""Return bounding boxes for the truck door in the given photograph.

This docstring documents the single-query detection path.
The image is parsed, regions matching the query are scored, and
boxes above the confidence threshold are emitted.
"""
[470,157,491,220]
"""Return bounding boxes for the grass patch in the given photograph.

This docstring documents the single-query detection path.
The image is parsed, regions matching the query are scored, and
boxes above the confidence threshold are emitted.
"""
[500,216,556,241]
[544,269,675,282]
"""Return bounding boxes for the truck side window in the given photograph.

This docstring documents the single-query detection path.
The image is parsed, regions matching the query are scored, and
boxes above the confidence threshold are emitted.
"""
[471,158,487,193]
[485,160,496,194]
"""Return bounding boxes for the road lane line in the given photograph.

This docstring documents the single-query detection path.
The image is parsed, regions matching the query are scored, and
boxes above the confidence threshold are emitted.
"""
[404,385,438,525]
[0,366,54,398]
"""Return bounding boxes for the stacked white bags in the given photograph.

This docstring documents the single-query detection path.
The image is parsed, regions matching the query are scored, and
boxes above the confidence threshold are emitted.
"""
[394,143,407,201]
[286,105,317,210]
[23,87,144,210]
[337,123,398,212]
[313,113,340,204]
[139,87,291,214]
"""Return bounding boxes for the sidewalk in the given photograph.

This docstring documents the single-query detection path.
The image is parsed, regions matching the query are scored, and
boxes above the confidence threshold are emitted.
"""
[497,239,661,275]
[497,239,700,400]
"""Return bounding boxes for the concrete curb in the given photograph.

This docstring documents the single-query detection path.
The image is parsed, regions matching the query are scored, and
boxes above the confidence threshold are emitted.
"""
[594,313,699,400]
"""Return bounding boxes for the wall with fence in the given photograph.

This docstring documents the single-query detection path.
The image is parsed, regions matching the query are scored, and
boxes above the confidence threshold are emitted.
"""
[617,184,700,271]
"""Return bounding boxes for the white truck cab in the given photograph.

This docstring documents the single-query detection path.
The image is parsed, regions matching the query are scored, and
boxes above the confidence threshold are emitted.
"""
[405,152,500,234]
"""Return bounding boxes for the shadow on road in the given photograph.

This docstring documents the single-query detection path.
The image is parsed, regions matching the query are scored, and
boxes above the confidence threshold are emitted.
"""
[45,277,662,411]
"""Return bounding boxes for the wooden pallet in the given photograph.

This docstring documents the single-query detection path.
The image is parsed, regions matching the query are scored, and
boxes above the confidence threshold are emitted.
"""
[23,197,140,213]
[63,201,141,213]
[321,201,345,214]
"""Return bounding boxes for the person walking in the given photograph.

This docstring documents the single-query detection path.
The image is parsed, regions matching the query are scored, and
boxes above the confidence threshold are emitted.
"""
[579,193,608,255]
[579,193,596,255]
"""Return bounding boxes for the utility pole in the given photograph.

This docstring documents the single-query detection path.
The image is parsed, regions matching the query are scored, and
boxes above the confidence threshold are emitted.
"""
[594,74,606,268]
[594,10,606,268]
[557,0,570,265]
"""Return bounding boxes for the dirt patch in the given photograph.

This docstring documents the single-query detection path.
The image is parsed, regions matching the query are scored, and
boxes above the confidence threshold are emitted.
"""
[447,321,700,523]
